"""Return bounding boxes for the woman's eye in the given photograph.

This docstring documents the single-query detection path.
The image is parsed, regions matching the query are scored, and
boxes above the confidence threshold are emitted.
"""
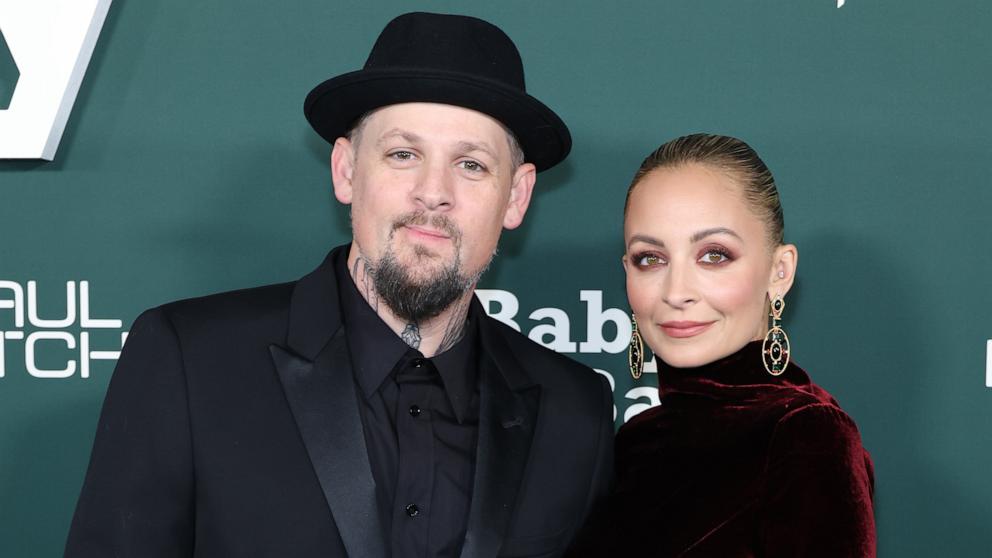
[636,254,664,267]
[699,250,729,265]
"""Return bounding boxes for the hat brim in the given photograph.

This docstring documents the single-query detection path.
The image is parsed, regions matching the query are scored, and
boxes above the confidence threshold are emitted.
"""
[304,69,571,172]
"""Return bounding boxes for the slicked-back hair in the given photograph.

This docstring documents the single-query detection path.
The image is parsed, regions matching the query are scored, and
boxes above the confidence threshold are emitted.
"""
[625,133,785,246]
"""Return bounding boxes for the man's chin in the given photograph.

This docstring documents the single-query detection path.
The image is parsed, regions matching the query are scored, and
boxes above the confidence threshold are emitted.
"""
[393,247,453,272]
[395,265,450,287]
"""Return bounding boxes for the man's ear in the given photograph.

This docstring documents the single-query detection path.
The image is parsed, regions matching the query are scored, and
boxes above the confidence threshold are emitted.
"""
[502,162,537,229]
[767,243,798,298]
[330,137,356,204]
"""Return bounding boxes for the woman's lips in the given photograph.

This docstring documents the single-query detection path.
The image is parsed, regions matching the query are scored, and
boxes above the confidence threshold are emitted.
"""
[659,320,715,338]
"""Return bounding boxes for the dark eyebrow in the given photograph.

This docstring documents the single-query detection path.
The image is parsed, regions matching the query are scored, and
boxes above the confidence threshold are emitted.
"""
[627,234,665,250]
[627,228,741,250]
[376,128,422,147]
[690,227,742,243]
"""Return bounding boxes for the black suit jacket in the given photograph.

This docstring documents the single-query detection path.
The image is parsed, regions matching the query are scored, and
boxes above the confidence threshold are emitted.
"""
[65,247,614,558]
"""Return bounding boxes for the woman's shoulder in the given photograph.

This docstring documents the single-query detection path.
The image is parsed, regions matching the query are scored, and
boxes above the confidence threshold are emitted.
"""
[767,390,869,466]
[767,360,857,421]
[750,360,871,465]
[759,388,877,556]
[766,382,875,509]
[777,362,862,431]
[777,399,860,437]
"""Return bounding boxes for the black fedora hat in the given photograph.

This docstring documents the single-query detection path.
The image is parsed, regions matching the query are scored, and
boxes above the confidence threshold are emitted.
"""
[304,12,571,172]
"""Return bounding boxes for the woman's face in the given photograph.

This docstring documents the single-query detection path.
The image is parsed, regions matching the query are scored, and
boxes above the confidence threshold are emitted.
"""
[623,163,794,368]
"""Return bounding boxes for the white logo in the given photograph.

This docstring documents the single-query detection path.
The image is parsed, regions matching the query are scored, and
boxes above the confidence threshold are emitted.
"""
[986,340,991,388]
[0,284,665,423]
[0,280,125,379]
[477,289,662,422]
[0,0,112,160]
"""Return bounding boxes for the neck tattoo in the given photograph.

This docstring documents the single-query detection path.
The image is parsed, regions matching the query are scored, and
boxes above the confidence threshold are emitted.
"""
[401,322,422,350]
[350,255,379,312]
[350,249,474,353]
[435,296,471,354]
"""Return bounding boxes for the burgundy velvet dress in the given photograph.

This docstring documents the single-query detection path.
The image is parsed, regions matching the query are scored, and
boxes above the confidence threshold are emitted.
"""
[572,341,875,557]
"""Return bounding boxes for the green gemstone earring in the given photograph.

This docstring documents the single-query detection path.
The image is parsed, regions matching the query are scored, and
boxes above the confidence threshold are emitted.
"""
[762,294,790,376]
[629,314,644,380]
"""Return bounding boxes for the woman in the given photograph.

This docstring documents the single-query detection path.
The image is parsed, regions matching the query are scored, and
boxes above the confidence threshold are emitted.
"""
[574,134,875,557]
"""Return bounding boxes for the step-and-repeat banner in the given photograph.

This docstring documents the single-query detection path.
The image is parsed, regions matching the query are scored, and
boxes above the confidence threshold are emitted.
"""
[1,1,989,555]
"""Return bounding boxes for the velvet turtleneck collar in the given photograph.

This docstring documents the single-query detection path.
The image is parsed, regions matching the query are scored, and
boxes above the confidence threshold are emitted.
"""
[595,343,876,558]
[656,340,832,404]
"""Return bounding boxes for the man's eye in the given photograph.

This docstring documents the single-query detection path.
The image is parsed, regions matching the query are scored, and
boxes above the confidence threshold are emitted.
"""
[389,151,415,161]
[458,160,486,173]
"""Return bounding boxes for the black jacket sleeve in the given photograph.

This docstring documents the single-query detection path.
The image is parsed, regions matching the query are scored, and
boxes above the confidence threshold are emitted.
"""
[64,308,195,557]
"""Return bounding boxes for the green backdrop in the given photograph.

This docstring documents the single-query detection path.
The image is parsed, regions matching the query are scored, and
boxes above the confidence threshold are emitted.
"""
[1,1,990,556]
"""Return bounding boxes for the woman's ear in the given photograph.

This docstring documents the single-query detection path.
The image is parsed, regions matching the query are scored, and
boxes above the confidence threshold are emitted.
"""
[768,243,798,299]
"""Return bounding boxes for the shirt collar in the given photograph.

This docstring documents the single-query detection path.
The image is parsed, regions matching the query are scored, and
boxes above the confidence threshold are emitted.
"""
[430,313,479,423]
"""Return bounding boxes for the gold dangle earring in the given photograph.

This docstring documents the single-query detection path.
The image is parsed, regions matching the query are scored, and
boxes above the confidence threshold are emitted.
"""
[629,314,644,380]
[762,294,790,376]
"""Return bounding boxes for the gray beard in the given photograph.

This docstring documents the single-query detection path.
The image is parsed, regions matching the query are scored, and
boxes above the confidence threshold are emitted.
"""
[370,247,480,323]
[357,210,495,323]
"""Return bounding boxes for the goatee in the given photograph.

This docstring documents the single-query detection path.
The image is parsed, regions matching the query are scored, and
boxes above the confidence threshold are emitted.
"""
[367,211,484,323]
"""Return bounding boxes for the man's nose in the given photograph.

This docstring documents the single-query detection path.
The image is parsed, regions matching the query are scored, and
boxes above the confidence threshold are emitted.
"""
[411,160,454,211]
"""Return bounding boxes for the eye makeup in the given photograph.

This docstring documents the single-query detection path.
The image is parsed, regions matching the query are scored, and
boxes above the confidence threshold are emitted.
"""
[630,250,666,269]
[696,244,736,265]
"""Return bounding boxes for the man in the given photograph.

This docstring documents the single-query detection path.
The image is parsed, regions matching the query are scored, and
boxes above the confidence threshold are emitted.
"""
[65,12,612,558]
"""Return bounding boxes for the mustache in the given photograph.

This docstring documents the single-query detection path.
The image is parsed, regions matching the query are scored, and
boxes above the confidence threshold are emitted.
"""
[391,211,461,241]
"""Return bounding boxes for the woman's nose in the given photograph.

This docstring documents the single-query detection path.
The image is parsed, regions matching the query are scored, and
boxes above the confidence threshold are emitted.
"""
[661,264,697,308]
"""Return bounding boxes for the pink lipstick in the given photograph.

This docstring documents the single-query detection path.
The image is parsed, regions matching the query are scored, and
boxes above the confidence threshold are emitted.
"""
[659,321,715,338]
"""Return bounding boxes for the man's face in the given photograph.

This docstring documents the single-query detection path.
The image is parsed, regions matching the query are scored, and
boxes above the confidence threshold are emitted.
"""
[331,103,536,319]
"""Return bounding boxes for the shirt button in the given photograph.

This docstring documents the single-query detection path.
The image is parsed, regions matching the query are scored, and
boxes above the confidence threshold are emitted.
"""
[405,503,420,517]
[408,405,422,417]
[411,358,426,368]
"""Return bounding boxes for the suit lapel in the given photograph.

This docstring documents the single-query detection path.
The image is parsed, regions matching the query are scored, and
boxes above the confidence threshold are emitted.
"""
[461,314,542,558]
[270,246,386,558]
[270,334,385,558]
[271,253,543,558]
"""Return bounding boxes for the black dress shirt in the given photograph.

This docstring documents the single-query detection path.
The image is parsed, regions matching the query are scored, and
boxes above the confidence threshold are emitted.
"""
[336,255,480,558]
